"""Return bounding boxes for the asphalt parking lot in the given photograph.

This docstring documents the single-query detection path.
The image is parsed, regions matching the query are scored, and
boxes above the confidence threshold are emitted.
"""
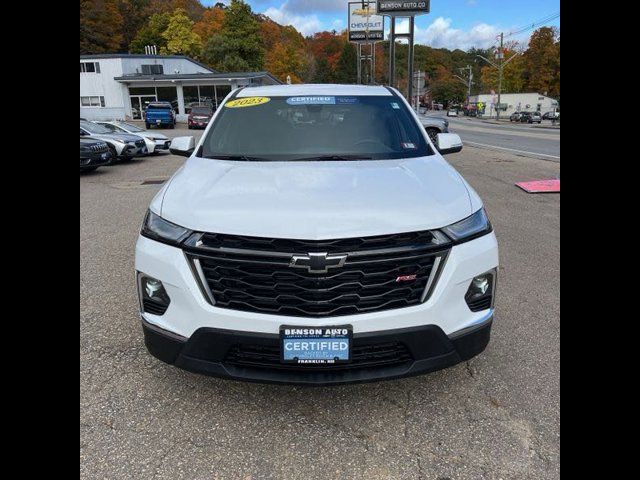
[80,127,559,479]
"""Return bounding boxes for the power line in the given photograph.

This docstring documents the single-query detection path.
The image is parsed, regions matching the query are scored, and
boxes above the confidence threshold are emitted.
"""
[504,12,560,38]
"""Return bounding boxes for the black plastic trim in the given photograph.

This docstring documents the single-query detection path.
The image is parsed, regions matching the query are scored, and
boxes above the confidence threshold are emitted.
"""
[140,317,492,385]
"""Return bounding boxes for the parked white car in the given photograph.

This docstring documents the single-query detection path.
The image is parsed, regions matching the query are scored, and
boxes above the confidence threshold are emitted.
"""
[135,84,498,385]
[447,109,458,117]
[95,121,171,154]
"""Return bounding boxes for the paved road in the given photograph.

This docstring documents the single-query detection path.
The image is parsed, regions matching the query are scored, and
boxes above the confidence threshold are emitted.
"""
[80,132,559,479]
[421,113,560,161]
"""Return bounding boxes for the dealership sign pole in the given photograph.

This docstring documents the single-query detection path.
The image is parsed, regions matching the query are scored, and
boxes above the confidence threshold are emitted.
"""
[377,1,430,104]
[348,1,384,84]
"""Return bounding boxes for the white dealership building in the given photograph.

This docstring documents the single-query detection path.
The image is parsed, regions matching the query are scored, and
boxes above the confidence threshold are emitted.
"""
[468,92,559,117]
[80,54,281,122]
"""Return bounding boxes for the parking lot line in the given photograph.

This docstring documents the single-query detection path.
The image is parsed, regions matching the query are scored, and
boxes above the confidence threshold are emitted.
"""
[465,141,560,160]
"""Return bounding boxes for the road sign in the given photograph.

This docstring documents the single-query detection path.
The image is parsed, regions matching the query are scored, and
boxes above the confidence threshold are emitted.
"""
[348,2,384,42]
[377,0,430,16]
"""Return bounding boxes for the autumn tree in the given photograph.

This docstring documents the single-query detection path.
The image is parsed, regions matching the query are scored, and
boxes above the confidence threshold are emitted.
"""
[193,7,225,45]
[334,42,357,84]
[116,0,152,51]
[161,8,202,57]
[430,65,467,107]
[80,0,124,53]
[201,0,264,71]
[523,27,560,96]
[145,0,205,21]
[129,12,171,53]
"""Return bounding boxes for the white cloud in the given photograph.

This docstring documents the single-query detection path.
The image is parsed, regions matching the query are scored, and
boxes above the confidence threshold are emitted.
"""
[264,5,323,36]
[284,0,349,14]
[395,17,500,51]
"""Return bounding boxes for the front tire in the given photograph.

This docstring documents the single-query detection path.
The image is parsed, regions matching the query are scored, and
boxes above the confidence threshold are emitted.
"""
[426,128,439,145]
[108,145,119,163]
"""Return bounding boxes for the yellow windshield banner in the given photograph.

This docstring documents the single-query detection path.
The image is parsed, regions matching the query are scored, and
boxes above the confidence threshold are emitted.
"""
[225,97,271,108]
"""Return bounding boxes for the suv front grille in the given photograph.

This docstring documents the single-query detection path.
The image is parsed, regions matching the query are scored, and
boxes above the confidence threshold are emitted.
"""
[90,143,108,153]
[185,232,448,318]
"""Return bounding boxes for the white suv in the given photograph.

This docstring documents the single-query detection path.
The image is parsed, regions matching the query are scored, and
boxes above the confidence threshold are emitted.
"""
[135,84,499,385]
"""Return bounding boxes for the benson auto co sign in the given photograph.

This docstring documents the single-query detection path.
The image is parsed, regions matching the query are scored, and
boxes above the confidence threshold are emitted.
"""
[377,0,430,16]
[348,2,384,42]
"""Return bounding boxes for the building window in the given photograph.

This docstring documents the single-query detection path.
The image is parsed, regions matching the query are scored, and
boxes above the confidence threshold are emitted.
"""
[80,62,100,73]
[156,87,178,113]
[141,64,164,75]
[80,96,105,107]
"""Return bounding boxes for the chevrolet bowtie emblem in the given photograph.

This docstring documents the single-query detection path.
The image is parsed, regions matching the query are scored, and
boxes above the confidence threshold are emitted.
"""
[289,252,348,273]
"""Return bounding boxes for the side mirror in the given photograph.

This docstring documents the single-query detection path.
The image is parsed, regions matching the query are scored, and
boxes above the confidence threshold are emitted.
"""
[169,136,196,157]
[435,133,463,155]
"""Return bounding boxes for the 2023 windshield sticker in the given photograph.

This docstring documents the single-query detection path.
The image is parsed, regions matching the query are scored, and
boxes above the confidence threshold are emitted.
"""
[225,97,271,108]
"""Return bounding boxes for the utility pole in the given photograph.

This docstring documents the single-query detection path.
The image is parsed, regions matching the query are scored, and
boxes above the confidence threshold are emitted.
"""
[476,33,521,120]
[389,18,396,87]
[407,16,415,105]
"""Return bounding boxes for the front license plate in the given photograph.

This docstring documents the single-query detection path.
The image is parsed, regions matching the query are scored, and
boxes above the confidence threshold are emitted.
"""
[280,326,352,364]
[101,153,109,160]
[156,120,161,124]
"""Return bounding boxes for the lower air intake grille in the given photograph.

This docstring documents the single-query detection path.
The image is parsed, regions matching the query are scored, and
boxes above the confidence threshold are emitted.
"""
[466,296,492,312]
[142,299,168,316]
[224,341,412,371]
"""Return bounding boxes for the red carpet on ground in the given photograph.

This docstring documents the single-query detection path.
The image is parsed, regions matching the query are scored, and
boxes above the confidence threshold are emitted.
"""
[515,179,560,193]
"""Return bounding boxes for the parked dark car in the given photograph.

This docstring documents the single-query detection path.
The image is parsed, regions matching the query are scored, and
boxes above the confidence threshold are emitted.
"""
[80,120,148,160]
[80,137,112,172]
[188,106,214,129]
[542,111,560,120]
[145,102,176,129]
[519,111,542,124]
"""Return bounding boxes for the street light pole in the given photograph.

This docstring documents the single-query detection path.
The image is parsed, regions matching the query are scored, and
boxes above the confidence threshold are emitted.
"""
[497,32,503,120]
[476,38,521,119]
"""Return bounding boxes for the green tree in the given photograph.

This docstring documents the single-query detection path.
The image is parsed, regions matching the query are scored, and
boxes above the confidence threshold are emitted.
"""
[80,0,124,53]
[129,12,171,53]
[334,42,357,84]
[201,0,264,71]
[160,8,202,57]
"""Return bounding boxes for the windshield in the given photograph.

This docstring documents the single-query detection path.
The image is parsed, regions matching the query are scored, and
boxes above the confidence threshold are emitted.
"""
[81,120,111,134]
[191,107,212,115]
[201,95,433,161]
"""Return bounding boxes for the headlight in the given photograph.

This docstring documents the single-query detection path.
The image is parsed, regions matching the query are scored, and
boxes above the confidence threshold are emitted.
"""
[441,208,492,242]
[141,210,192,244]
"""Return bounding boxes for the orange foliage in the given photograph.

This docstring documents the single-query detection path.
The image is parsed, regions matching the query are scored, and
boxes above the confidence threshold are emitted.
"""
[193,8,225,44]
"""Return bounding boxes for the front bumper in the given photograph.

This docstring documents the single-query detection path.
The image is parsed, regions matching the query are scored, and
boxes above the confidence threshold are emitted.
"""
[80,151,112,169]
[141,315,492,385]
[154,139,171,150]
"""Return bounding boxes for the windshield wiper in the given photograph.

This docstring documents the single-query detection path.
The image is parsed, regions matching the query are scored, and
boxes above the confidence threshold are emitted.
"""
[203,154,273,161]
[290,155,374,161]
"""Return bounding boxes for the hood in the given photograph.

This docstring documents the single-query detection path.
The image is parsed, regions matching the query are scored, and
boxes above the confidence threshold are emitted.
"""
[90,132,142,143]
[141,132,168,141]
[157,156,475,240]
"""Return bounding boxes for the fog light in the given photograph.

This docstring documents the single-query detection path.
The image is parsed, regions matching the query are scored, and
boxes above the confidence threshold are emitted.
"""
[138,273,170,315]
[465,270,496,312]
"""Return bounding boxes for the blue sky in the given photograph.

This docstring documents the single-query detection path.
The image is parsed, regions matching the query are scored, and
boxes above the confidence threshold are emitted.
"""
[202,1,560,51]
